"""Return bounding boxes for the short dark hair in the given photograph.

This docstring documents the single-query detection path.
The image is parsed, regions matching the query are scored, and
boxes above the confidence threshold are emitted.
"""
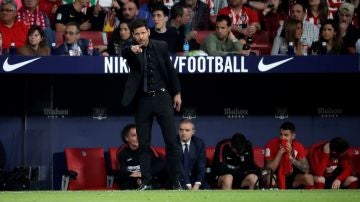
[152,3,169,17]
[280,122,296,131]
[230,133,248,154]
[121,124,136,143]
[170,3,184,20]
[130,18,148,32]
[216,14,232,27]
[65,21,80,32]
[330,137,350,154]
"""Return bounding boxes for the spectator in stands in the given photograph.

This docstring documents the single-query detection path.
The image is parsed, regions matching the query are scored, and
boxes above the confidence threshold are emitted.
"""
[177,118,207,190]
[218,0,261,39]
[17,0,55,47]
[201,14,244,56]
[138,0,164,28]
[117,124,166,189]
[17,25,50,55]
[308,137,358,189]
[182,0,211,31]
[258,0,288,42]
[265,122,314,189]
[88,0,121,32]
[310,19,342,54]
[213,0,228,16]
[107,21,131,55]
[150,4,180,55]
[277,3,319,47]
[337,2,360,54]
[121,1,139,23]
[39,0,61,28]
[304,0,330,27]
[0,0,28,50]
[169,3,199,50]
[213,133,259,189]
[55,0,92,32]
[271,18,304,55]
[57,22,98,56]
[347,0,360,28]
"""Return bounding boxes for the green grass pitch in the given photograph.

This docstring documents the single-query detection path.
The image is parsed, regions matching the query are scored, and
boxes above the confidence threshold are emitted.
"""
[1,190,360,202]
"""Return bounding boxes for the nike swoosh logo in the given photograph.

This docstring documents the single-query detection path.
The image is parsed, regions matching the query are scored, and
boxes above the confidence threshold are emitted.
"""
[3,57,41,72]
[258,57,294,72]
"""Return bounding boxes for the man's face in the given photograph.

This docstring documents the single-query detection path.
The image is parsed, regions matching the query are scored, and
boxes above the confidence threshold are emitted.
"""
[178,122,195,142]
[290,4,305,21]
[153,10,167,30]
[216,20,231,40]
[279,129,294,143]
[0,3,17,25]
[180,7,191,25]
[132,26,150,47]
[64,25,80,44]
[125,128,139,149]
[339,12,353,25]
[122,2,138,21]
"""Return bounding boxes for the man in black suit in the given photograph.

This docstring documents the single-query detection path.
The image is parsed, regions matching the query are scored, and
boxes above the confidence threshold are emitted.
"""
[177,118,207,190]
[121,18,182,190]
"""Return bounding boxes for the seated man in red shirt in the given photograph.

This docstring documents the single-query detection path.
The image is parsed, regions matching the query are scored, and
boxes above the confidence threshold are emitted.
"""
[0,0,28,50]
[265,122,313,189]
[308,137,358,189]
[217,0,260,39]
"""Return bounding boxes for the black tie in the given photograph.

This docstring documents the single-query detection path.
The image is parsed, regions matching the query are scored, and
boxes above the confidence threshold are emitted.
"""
[143,49,148,92]
[183,143,190,175]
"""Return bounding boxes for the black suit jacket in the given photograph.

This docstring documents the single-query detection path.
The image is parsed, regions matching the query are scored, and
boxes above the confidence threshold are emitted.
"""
[121,39,181,106]
[177,136,206,185]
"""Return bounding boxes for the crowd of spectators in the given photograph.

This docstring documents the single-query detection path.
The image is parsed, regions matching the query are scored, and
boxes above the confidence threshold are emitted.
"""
[0,0,359,56]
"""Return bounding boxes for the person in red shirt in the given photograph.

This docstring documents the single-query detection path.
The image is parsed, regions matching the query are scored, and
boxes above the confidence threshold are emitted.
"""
[308,137,358,189]
[217,0,260,39]
[265,122,314,189]
[0,0,29,49]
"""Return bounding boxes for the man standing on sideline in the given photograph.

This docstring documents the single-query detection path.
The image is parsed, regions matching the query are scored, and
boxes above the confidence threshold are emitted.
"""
[121,18,182,190]
[177,118,207,190]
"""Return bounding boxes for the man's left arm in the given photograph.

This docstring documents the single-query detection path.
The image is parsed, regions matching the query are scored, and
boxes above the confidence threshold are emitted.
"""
[290,157,309,173]
[162,43,182,111]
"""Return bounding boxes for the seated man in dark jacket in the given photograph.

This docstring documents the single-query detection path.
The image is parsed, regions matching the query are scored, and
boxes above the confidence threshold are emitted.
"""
[177,118,207,190]
[117,124,166,190]
[213,133,258,189]
[57,22,99,56]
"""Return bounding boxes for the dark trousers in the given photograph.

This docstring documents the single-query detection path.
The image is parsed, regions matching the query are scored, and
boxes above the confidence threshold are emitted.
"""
[135,91,181,185]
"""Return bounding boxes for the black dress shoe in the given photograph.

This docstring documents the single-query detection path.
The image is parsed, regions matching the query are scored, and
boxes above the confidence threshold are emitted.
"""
[172,181,184,190]
[137,184,152,191]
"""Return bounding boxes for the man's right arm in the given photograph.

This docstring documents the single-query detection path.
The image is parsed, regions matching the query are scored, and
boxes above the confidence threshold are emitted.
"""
[265,146,285,172]
[54,6,66,32]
